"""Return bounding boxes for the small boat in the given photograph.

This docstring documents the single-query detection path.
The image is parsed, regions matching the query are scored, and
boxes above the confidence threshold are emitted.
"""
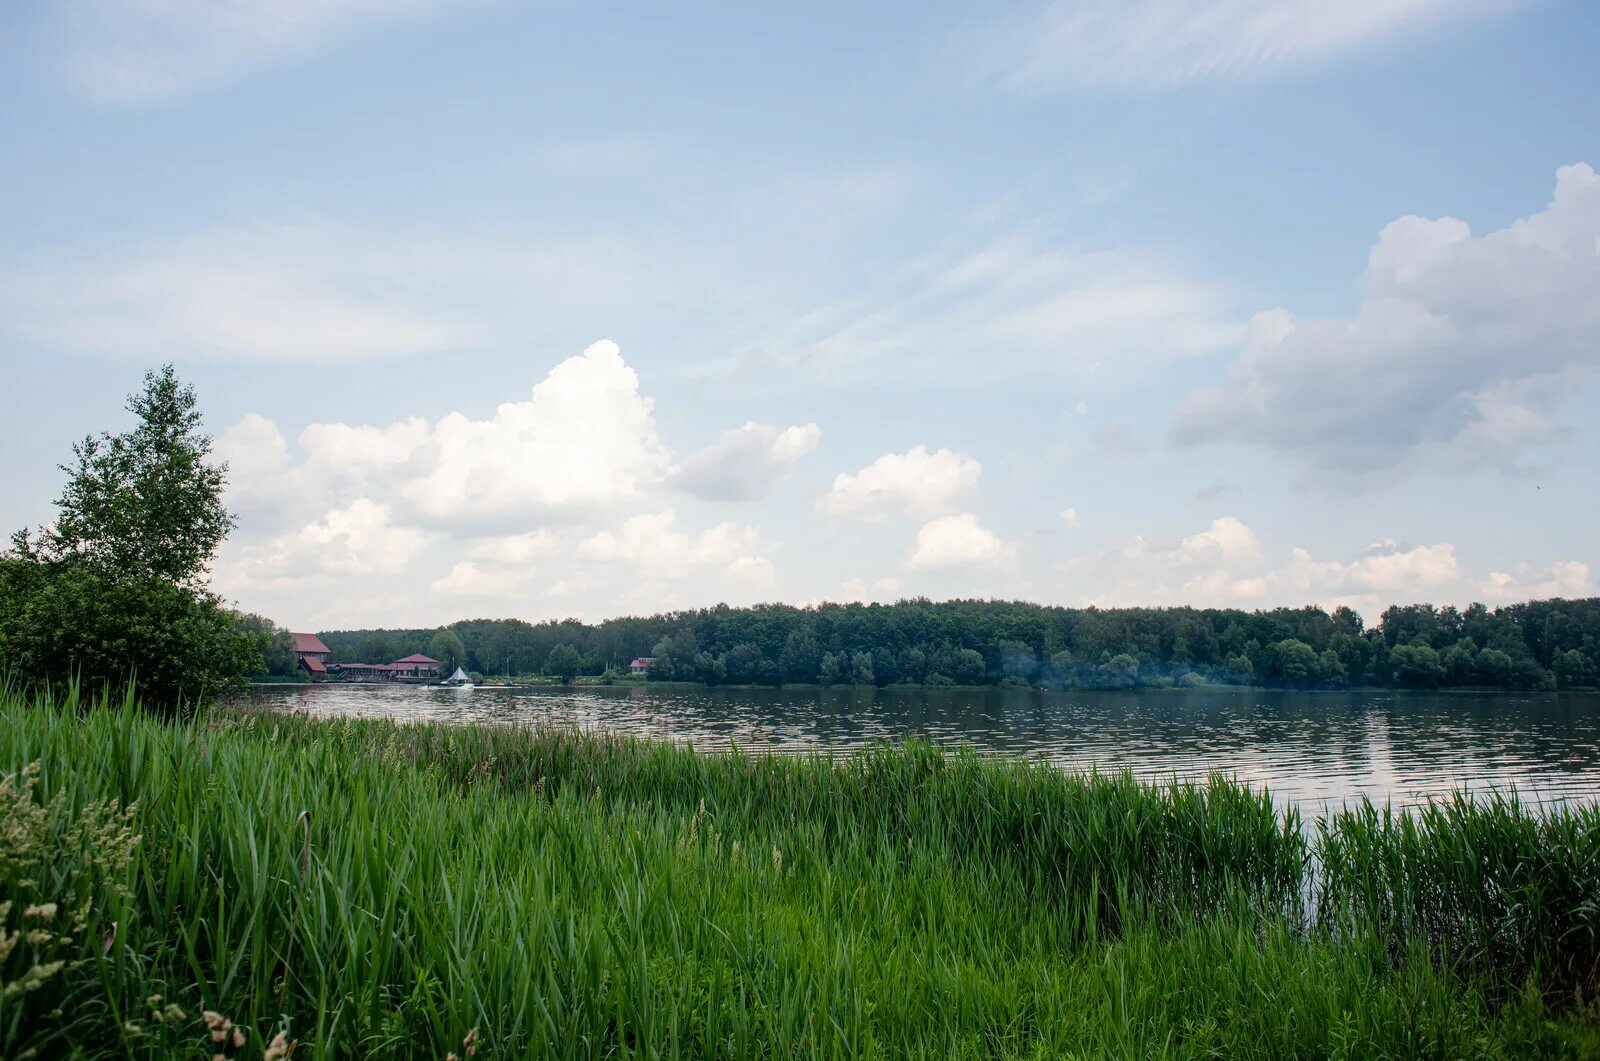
[433,667,476,689]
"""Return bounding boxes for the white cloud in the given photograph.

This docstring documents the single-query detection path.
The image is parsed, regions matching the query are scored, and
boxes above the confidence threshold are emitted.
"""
[1066,514,1466,613]
[1174,163,1600,480]
[980,0,1523,93]
[818,446,981,521]
[4,218,678,365]
[218,340,669,530]
[57,0,480,106]
[428,532,561,599]
[760,233,1236,383]
[222,498,431,586]
[840,576,903,603]
[670,422,821,501]
[577,509,773,577]
[8,222,462,362]
[908,513,1018,571]
[431,561,536,600]
[1175,516,1264,568]
[204,340,796,621]
[1059,507,1079,527]
[466,531,560,566]
[398,341,669,524]
[1481,561,1593,602]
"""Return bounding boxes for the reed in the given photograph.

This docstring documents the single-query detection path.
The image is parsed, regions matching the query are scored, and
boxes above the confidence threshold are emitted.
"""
[0,685,1594,1058]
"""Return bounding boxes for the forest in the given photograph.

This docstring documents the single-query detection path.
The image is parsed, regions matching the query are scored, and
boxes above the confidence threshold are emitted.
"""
[310,596,1600,691]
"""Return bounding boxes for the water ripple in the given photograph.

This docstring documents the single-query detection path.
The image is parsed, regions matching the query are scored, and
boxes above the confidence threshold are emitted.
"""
[250,685,1600,814]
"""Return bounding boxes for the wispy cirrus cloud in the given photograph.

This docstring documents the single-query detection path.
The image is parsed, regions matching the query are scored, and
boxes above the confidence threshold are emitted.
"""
[975,0,1527,93]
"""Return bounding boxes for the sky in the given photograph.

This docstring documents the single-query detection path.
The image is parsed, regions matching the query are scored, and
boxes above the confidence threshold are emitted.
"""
[1,0,1597,631]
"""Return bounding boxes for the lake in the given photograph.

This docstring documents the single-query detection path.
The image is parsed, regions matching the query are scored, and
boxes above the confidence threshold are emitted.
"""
[249,684,1600,814]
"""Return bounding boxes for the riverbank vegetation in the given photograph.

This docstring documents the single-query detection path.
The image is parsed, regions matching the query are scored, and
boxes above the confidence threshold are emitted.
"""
[3,685,1597,1058]
[321,594,1600,692]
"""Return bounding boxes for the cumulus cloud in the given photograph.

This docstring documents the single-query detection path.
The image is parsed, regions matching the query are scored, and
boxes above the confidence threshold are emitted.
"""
[577,509,773,579]
[908,514,1018,571]
[818,446,981,521]
[398,341,669,524]
[220,499,432,588]
[428,531,562,599]
[1481,561,1594,603]
[431,561,535,600]
[221,340,669,531]
[670,422,821,501]
[839,576,903,603]
[56,0,479,106]
[1059,507,1079,527]
[204,339,799,622]
[1073,514,1462,612]
[1173,163,1600,480]
[979,0,1522,93]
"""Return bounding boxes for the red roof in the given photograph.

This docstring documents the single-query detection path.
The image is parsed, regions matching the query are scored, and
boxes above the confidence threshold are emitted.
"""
[293,632,331,655]
[301,657,327,673]
[630,657,655,668]
[394,654,441,665]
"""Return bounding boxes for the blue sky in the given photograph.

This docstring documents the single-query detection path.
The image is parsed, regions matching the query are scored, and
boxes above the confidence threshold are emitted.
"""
[2,0,1597,629]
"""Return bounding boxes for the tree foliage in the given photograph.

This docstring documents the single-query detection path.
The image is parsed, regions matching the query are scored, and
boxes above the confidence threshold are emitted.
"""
[428,628,468,674]
[2,366,260,710]
[545,643,582,683]
[22,366,233,588]
[311,597,1600,691]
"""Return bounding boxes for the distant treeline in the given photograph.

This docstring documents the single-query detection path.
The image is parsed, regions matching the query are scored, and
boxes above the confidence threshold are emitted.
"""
[314,597,1600,691]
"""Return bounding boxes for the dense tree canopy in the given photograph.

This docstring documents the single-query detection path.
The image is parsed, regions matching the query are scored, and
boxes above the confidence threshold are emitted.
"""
[316,596,1600,692]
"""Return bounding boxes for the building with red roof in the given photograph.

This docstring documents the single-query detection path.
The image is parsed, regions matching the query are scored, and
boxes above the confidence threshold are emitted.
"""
[292,633,332,679]
[391,654,442,677]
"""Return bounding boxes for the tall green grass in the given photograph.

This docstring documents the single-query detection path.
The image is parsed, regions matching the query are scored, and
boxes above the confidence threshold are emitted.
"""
[0,685,1595,1058]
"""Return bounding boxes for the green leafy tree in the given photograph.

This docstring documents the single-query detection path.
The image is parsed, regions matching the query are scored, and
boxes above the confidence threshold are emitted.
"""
[235,613,298,676]
[1096,653,1139,689]
[1555,652,1593,694]
[545,643,582,682]
[23,365,233,588]
[778,628,821,684]
[1391,644,1445,689]
[1553,649,1596,689]
[850,651,875,686]
[725,644,764,684]
[1317,649,1349,688]
[1270,639,1318,688]
[1474,647,1515,688]
[429,628,468,674]
[2,366,261,711]
[1442,638,1479,685]
[949,648,986,685]
[998,639,1038,682]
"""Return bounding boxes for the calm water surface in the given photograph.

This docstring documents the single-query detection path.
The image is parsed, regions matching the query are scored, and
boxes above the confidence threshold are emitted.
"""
[250,684,1600,813]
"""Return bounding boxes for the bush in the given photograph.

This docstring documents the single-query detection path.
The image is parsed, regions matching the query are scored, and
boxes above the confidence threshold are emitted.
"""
[0,559,261,711]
